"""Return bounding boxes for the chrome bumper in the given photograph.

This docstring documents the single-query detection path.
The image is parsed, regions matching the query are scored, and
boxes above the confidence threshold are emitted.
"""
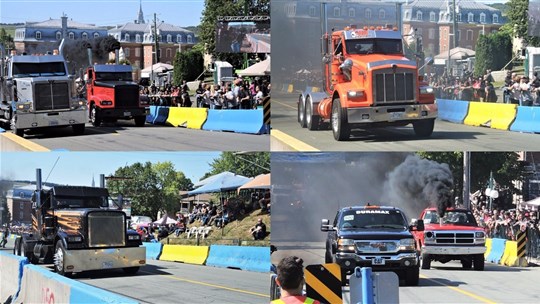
[422,245,486,255]
[15,108,87,129]
[63,246,146,273]
[347,103,437,124]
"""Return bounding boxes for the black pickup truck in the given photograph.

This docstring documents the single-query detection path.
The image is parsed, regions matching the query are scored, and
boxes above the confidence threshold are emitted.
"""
[321,205,424,286]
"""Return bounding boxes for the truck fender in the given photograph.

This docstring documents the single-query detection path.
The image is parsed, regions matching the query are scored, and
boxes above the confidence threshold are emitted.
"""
[55,232,69,249]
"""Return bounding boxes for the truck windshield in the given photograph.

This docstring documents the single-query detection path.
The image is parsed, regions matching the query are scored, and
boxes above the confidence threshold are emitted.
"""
[12,62,66,78]
[346,38,403,55]
[54,196,108,209]
[423,210,478,226]
[340,209,406,229]
[95,72,133,81]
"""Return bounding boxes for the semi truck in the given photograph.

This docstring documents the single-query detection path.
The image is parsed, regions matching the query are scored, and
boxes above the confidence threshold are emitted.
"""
[297,5,437,141]
[0,41,87,137]
[13,169,146,276]
[84,49,148,127]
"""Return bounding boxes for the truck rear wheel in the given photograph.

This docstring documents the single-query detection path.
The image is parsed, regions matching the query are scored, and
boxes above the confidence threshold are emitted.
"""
[123,267,140,275]
[404,267,420,286]
[473,254,485,271]
[306,98,320,130]
[331,97,350,141]
[421,253,431,269]
[298,96,306,128]
[72,124,85,135]
[90,105,102,127]
[54,240,70,276]
[134,116,146,127]
[413,119,435,137]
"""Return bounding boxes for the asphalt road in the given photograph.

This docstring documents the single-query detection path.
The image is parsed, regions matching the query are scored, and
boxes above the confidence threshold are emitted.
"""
[20,120,269,151]
[271,91,540,151]
[272,242,540,304]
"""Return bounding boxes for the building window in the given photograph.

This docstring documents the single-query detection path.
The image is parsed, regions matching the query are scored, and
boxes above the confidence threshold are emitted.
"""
[159,35,163,42]
[309,6,316,17]
[334,7,340,17]
[135,48,140,57]
[166,48,172,58]
[187,35,193,43]
[125,48,130,57]
[480,13,486,23]
[94,32,100,38]
[56,31,62,40]
[468,13,474,22]
[125,33,130,42]
[379,9,385,20]
[177,34,182,43]
[349,8,355,18]
[457,30,461,41]
[35,31,41,40]
[167,34,172,43]
[405,11,410,20]
[467,29,473,40]
[457,13,462,22]
[82,32,88,40]
[428,28,435,39]
[430,12,436,22]
[69,32,75,40]
[365,9,371,19]
[136,34,141,42]
[416,11,423,21]
[285,3,296,17]
[493,14,499,23]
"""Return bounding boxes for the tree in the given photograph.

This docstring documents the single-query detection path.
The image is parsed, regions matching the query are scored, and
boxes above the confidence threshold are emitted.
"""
[202,152,270,180]
[505,0,540,46]
[474,32,512,76]
[0,28,14,51]
[107,162,193,219]
[173,49,204,84]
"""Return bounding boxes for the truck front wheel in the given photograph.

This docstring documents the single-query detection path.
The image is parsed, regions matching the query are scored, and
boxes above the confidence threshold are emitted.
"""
[90,105,102,127]
[404,267,420,286]
[331,97,350,141]
[421,253,431,269]
[134,116,146,127]
[473,254,485,271]
[413,119,435,137]
[54,240,70,276]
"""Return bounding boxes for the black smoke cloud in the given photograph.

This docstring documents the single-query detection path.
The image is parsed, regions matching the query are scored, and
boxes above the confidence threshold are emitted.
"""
[61,36,121,76]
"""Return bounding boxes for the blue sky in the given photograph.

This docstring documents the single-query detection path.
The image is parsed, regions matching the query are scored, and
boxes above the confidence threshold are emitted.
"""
[0,0,205,27]
[0,151,220,186]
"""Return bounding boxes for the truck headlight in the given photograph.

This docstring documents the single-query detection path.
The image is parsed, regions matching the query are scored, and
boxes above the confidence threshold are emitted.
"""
[424,231,435,244]
[474,231,486,244]
[399,238,415,251]
[128,234,141,241]
[71,100,86,110]
[17,102,33,112]
[337,239,355,252]
[67,236,82,243]
[420,86,434,94]
[347,90,365,99]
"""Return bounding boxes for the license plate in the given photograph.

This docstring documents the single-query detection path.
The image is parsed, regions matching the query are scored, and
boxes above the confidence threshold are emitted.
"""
[372,258,385,265]
[102,261,113,269]
[390,112,404,120]
[124,111,131,116]
[49,120,59,126]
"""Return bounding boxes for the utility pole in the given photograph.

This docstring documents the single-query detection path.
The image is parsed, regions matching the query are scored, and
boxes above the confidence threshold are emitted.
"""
[453,0,458,48]
[153,13,160,64]
[463,152,470,209]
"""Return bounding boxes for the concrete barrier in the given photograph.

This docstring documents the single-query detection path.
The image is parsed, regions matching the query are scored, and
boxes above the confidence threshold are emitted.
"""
[0,252,28,303]
[159,245,209,265]
[464,102,517,130]
[500,240,521,266]
[0,132,50,151]
[142,242,163,260]
[436,99,469,124]
[486,238,506,264]
[509,106,540,133]
[202,109,265,134]
[146,106,170,125]
[484,238,492,260]
[146,105,158,123]
[206,245,271,273]
[166,107,208,129]
[15,263,137,304]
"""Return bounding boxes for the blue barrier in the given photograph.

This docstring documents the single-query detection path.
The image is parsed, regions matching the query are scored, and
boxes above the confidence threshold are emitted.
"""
[152,106,170,125]
[206,245,271,273]
[143,242,163,260]
[436,99,470,124]
[146,105,159,123]
[487,238,506,264]
[202,110,265,134]
[509,106,540,133]
[0,251,28,302]
[0,127,5,133]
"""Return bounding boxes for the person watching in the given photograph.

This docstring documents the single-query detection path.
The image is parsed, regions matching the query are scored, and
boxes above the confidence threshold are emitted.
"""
[272,256,320,304]
[250,218,266,240]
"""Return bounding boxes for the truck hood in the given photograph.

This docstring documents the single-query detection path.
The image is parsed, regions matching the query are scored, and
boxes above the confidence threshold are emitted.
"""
[349,54,417,71]
[338,228,413,240]
[424,223,484,231]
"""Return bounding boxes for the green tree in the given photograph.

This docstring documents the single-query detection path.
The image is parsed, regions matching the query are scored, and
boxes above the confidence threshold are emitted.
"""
[505,0,540,46]
[202,152,270,180]
[0,28,14,51]
[108,161,193,219]
[173,49,204,84]
[474,32,512,77]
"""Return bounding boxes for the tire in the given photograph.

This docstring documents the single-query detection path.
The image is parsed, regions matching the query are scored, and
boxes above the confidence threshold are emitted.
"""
[421,253,431,270]
[123,267,140,275]
[90,105,102,127]
[54,240,70,276]
[72,124,85,135]
[405,267,420,286]
[462,258,472,270]
[134,116,146,127]
[413,118,435,137]
[298,96,306,128]
[10,114,24,137]
[325,249,333,264]
[331,97,350,141]
[306,100,320,131]
[473,254,485,271]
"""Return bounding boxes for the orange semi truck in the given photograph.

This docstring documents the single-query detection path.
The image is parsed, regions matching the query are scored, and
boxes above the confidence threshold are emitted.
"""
[297,23,437,141]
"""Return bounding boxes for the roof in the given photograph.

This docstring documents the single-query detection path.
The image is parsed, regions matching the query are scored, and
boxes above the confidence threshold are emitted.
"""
[404,0,499,12]
[22,18,106,30]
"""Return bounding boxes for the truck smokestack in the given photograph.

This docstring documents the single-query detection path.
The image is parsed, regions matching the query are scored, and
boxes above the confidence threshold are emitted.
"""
[87,47,93,67]
[36,168,42,191]
[115,49,119,65]
[0,44,4,78]
[59,39,65,57]
[100,174,105,188]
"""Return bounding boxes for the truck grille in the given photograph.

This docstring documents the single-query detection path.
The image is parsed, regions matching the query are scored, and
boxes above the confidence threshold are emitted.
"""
[88,212,125,247]
[374,70,415,104]
[114,85,139,109]
[434,232,475,244]
[355,240,399,254]
[35,82,70,111]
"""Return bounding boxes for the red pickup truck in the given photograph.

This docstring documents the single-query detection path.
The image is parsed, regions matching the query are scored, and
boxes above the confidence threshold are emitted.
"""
[412,207,486,270]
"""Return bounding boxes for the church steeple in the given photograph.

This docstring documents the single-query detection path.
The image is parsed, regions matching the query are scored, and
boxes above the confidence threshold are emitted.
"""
[137,0,145,24]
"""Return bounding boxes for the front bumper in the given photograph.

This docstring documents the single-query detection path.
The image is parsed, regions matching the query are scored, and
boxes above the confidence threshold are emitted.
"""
[98,107,149,119]
[335,252,419,274]
[15,108,87,129]
[63,246,146,273]
[347,103,437,124]
[422,245,486,256]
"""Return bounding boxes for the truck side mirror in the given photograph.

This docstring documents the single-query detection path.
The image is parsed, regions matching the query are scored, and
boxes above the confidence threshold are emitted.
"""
[321,219,333,231]
[410,219,424,231]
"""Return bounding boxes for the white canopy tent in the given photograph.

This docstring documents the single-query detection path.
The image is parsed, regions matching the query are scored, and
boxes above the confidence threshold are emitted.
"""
[237,57,271,77]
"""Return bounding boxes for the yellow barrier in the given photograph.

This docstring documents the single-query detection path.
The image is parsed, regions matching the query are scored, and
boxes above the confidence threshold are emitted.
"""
[159,245,209,265]
[484,238,492,260]
[312,87,320,93]
[166,107,208,129]
[287,84,294,93]
[501,240,519,266]
[463,102,517,130]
